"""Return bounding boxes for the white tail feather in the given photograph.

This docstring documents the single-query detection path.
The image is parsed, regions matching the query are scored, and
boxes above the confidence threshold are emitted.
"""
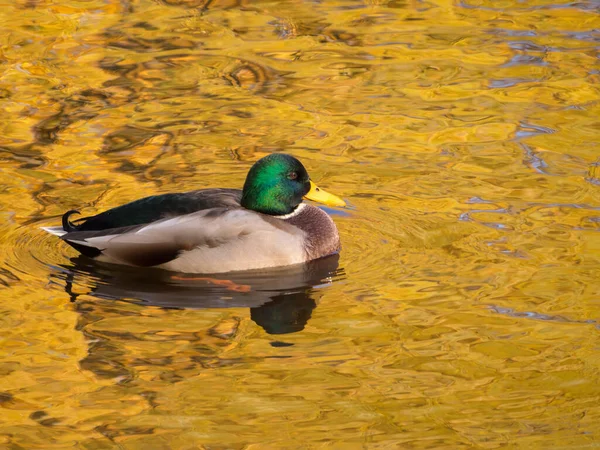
[41,226,67,237]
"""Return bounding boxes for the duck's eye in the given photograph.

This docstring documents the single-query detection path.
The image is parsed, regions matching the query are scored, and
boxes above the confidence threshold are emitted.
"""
[288,171,298,180]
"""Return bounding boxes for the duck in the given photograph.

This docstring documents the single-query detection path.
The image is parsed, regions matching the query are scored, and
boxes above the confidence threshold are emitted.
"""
[42,153,346,273]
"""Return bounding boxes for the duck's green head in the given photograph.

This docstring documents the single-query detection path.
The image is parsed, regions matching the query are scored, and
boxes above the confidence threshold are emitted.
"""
[241,153,345,216]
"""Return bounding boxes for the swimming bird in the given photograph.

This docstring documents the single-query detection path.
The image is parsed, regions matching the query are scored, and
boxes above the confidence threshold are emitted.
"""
[42,153,346,273]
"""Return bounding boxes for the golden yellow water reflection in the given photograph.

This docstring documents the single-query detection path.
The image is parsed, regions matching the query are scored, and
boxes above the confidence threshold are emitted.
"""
[1,0,599,447]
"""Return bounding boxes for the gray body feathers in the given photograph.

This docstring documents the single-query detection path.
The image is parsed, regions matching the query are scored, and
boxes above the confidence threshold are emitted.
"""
[42,189,341,273]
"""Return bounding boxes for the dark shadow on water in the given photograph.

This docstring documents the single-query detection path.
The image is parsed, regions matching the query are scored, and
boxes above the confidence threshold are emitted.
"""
[50,254,343,335]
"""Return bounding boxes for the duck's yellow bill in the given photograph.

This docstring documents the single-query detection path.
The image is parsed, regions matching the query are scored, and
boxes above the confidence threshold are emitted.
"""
[304,181,346,207]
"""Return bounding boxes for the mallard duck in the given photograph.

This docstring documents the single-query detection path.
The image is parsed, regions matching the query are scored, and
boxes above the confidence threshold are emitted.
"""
[42,154,346,273]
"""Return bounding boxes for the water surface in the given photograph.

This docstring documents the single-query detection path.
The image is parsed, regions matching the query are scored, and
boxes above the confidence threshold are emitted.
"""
[0,0,599,448]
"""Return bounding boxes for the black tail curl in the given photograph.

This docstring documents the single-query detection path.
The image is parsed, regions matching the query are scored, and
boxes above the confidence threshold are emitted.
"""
[62,210,81,232]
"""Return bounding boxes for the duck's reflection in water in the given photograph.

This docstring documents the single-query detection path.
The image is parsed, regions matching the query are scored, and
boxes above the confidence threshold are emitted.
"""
[52,254,343,335]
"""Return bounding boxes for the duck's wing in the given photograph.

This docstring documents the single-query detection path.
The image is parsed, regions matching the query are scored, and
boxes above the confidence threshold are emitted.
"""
[60,208,305,268]
[71,189,242,231]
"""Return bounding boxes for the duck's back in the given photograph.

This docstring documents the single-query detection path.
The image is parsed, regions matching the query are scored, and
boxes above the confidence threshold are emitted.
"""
[71,189,242,231]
